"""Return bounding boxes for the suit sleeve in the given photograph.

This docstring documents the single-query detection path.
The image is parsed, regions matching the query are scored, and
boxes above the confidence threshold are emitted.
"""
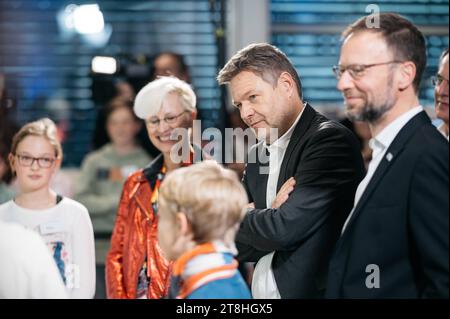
[236,127,363,252]
[409,141,449,298]
[105,176,133,299]
[236,164,274,261]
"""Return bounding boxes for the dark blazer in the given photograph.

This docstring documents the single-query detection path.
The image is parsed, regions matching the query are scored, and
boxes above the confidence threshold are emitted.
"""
[326,111,449,298]
[236,103,365,298]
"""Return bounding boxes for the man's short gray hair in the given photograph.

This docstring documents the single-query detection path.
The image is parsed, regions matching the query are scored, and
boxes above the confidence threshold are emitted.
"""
[217,43,303,100]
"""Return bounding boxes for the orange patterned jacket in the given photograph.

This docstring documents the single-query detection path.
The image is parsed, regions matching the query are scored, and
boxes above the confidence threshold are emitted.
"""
[106,154,193,299]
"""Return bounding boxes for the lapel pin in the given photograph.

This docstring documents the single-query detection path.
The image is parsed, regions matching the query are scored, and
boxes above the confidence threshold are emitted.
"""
[386,152,393,162]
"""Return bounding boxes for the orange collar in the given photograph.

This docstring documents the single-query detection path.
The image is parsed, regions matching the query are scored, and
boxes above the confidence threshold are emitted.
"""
[172,242,239,299]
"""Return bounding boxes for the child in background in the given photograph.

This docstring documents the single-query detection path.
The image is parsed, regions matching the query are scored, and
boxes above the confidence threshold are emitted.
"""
[158,161,251,299]
[75,98,151,299]
[0,118,96,298]
[75,98,151,235]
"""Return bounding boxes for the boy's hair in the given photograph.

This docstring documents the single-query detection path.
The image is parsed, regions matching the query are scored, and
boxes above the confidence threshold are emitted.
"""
[11,118,62,161]
[158,161,248,245]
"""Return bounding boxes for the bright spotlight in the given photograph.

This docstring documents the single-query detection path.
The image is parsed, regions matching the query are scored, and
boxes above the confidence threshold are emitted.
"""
[73,4,104,34]
[91,56,117,74]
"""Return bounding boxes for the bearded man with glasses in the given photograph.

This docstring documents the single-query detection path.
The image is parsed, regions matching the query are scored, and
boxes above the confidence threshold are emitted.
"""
[326,13,449,299]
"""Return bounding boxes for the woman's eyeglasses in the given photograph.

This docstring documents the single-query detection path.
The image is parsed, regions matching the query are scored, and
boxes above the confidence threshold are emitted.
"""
[146,111,189,128]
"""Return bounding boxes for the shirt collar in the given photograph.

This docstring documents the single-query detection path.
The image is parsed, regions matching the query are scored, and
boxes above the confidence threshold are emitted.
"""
[264,103,305,152]
[370,105,423,153]
[438,123,449,140]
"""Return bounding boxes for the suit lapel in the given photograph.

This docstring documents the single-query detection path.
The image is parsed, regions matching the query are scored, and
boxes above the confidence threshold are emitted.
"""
[342,111,431,235]
[276,103,316,191]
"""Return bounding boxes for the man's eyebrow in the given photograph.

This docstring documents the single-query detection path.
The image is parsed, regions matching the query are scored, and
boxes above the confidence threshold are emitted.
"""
[233,89,254,105]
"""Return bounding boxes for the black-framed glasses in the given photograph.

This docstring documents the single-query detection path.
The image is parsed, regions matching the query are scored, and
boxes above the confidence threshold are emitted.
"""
[332,61,404,80]
[146,110,189,128]
[15,154,56,168]
[431,74,449,87]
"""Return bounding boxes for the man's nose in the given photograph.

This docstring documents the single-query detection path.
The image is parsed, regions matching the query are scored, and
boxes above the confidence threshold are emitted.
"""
[157,119,171,132]
[437,79,449,96]
[240,102,255,123]
[337,71,354,92]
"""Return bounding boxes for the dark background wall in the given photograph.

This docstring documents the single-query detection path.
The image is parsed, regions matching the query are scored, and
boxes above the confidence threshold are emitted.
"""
[0,0,222,166]
[0,0,448,167]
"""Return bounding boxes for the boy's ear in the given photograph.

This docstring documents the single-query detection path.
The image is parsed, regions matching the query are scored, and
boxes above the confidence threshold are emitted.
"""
[176,212,191,236]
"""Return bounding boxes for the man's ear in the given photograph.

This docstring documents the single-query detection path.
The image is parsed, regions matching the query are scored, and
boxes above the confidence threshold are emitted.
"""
[278,72,295,97]
[398,61,416,91]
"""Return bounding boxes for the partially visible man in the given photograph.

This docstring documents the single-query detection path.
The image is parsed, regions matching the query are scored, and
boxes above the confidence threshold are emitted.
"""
[327,13,449,298]
[434,48,449,140]
[218,43,365,298]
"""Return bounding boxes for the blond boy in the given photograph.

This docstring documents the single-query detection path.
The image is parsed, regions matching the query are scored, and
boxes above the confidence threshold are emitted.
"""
[158,161,251,299]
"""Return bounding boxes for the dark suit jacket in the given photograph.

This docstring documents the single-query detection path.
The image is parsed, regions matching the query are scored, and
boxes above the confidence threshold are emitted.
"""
[326,111,449,298]
[236,103,365,298]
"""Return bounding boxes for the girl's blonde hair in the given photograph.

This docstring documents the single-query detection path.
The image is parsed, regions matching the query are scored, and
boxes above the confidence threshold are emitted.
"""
[11,118,63,161]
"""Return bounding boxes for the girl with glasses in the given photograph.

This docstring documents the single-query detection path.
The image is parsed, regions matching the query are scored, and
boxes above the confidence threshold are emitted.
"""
[0,118,96,298]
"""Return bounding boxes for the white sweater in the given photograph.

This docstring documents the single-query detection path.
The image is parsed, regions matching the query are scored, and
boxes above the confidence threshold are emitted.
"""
[0,221,68,298]
[0,197,96,299]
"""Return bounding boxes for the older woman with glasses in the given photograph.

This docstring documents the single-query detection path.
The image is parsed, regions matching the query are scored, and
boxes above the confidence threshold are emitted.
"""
[106,76,200,299]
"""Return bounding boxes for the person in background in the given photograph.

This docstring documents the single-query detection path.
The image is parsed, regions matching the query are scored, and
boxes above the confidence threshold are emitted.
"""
[92,79,138,152]
[0,220,68,299]
[151,52,191,83]
[158,161,251,299]
[0,86,19,204]
[74,97,151,298]
[0,118,96,299]
[433,47,449,140]
[0,142,15,204]
[106,76,200,299]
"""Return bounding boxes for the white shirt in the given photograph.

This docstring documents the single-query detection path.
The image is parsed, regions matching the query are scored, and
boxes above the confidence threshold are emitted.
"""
[341,106,424,234]
[438,123,449,141]
[252,106,304,299]
[0,197,96,298]
[0,220,68,299]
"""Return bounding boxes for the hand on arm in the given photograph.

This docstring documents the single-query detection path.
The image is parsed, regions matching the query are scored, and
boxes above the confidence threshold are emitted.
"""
[271,177,296,209]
